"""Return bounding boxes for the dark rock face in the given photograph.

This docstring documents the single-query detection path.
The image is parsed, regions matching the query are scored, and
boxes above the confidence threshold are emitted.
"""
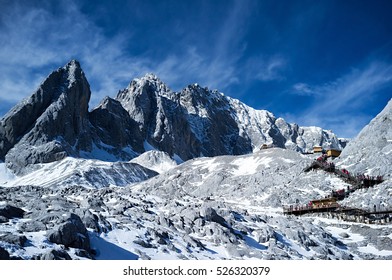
[0,246,10,260]
[0,234,27,247]
[46,213,90,251]
[2,60,93,174]
[0,205,25,219]
[177,85,253,158]
[89,96,144,157]
[40,249,72,260]
[116,78,253,160]
[0,67,69,160]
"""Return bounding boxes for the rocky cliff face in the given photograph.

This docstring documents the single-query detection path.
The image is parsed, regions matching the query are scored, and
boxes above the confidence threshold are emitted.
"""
[116,78,254,160]
[338,98,392,177]
[0,61,342,174]
[89,96,144,158]
[0,60,93,174]
[116,74,342,161]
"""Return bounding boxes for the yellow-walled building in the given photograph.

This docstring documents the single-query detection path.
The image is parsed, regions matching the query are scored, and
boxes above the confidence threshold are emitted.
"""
[326,149,341,157]
[313,146,323,153]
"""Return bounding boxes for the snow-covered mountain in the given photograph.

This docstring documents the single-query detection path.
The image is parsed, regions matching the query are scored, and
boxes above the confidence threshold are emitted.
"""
[334,98,392,211]
[338,98,392,178]
[116,73,342,161]
[0,60,391,261]
[0,60,341,176]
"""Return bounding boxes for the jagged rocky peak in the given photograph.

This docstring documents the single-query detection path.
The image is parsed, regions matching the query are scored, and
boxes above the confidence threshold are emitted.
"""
[50,59,91,124]
[94,95,121,110]
[0,59,93,174]
[296,127,341,151]
[114,72,343,158]
[117,73,173,103]
[179,84,230,117]
[115,73,175,131]
[0,60,88,160]
[338,98,392,176]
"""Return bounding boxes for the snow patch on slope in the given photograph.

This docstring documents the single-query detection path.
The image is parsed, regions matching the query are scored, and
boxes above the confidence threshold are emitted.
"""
[231,156,273,176]
[0,162,16,185]
[1,157,157,188]
[130,151,177,174]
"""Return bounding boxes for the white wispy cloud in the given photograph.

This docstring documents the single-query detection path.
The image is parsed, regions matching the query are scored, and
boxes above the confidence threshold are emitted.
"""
[0,1,124,105]
[0,0,287,115]
[249,55,287,82]
[289,61,392,137]
[292,82,318,96]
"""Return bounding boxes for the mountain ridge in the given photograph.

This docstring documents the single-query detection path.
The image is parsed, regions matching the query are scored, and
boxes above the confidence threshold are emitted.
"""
[1,60,342,175]
[338,98,392,177]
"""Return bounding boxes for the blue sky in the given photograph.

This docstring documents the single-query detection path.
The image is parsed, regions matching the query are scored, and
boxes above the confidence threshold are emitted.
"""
[0,0,391,138]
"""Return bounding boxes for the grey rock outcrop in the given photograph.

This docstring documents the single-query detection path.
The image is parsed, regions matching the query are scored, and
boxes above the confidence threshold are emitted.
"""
[0,234,27,247]
[2,60,92,174]
[129,150,177,173]
[40,249,72,260]
[46,213,90,251]
[89,96,144,158]
[338,98,392,177]
[0,246,10,260]
[0,204,25,219]
[200,206,226,226]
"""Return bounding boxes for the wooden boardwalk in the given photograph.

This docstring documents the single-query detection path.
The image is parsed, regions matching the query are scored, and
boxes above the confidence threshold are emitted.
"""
[283,204,392,224]
[283,204,339,216]
[303,160,383,188]
[283,159,389,223]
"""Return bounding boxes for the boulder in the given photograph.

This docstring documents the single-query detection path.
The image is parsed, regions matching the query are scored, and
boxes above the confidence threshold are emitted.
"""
[46,213,90,251]
[19,220,47,232]
[0,205,25,219]
[75,249,94,259]
[339,232,350,239]
[0,246,10,260]
[0,234,27,247]
[40,249,72,260]
[254,226,276,243]
[200,206,226,226]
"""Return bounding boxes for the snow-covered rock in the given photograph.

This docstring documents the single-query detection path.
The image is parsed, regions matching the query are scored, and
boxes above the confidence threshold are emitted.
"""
[338,98,392,178]
[130,151,177,173]
[1,157,157,188]
[335,98,392,209]
[1,183,390,260]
